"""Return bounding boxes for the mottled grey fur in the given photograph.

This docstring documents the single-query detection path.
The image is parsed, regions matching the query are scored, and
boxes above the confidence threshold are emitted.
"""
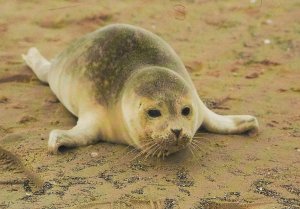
[52,24,192,106]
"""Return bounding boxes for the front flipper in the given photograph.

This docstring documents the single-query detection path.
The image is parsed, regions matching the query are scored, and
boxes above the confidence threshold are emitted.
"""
[201,104,259,136]
[48,113,102,154]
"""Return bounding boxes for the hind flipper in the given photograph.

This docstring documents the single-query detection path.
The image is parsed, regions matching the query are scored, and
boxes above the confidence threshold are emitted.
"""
[200,103,259,136]
[22,47,51,83]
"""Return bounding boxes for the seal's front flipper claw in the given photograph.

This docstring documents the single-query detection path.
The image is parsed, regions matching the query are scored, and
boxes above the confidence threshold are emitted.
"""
[244,117,259,137]
[48,129,73,154]
[48,113,102,154]
[48,130,61,154]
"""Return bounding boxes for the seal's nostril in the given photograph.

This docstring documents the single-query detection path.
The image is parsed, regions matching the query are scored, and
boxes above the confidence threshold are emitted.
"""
[171,128,182,138]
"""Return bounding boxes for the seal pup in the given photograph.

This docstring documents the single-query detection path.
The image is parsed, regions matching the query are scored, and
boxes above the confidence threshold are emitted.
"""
[22,24,258,157]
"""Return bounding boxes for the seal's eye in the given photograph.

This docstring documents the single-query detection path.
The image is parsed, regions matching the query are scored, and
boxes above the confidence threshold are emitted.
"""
[181,107,190,116]
[147,109,161,118]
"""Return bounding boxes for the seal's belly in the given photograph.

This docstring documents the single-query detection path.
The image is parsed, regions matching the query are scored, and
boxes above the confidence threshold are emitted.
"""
[48,68,78,116]
[48,57,93,116]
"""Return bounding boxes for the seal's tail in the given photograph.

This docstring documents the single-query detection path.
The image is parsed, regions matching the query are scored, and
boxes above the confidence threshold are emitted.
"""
[22,47,51,83]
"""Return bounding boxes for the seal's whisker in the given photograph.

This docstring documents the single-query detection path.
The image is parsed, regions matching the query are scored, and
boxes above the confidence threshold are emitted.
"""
[192,143,204,161]
[147,143,160,158]
[193,136,208,140]
[191,139,204,146]
[142,142,158,154]
[132,142,157,162]
[157,150,162,158]
[145,143,160,159]
[138,141,155,152]
[188,145,202,167]
[123,140,155,159]
[190,141,203,152]
[191,144,204,157]
[130,145,153,162]
[139,141,155,149]
[151,145,161,157]
[120,147,140,162]
[123,147,138,157]
[122,145,131,152]
[188,146,196,159]
[190,143,202,158]
[152,147,160,157]
[192,140,212,151]
[124,144,155,161]
[130,151,145,162]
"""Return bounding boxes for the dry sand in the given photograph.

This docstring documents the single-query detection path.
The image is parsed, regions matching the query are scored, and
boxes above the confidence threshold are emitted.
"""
[0,0,299,208]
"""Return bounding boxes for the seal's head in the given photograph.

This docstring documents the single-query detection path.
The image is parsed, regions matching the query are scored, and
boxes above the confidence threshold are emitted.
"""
[122,67,198,157]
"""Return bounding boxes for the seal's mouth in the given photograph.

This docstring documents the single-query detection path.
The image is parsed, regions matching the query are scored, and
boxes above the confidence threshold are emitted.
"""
[138,135,191,158]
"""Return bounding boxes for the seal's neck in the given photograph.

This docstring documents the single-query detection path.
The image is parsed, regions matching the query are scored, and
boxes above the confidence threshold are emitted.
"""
[105,100,135,146]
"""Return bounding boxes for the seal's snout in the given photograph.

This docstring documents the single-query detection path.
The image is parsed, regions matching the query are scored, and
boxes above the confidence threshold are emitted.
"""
[169,129,190,146]
[171,128,182,138]
[170,128,190,148]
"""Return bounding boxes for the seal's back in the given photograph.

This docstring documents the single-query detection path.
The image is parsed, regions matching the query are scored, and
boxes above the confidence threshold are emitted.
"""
[50,24,192,105]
